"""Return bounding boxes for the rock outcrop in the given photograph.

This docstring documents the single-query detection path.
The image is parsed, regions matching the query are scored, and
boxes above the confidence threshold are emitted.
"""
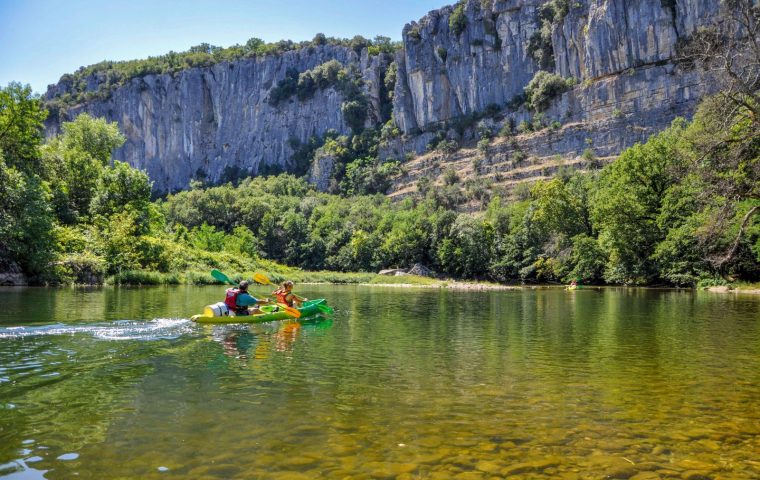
[44,0,726,195]
[46,46,391,193]
[387,0,720,145]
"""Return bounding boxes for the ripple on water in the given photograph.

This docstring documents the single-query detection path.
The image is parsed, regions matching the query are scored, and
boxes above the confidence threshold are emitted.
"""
[0,318,196,341]
[0,287,758,479]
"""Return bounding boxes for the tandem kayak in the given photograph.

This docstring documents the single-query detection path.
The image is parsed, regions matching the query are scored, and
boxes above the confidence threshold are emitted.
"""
[191,299,330,324]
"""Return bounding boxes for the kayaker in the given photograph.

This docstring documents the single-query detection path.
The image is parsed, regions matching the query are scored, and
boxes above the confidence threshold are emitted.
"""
[225,280,273,315]
[272,280,306,307]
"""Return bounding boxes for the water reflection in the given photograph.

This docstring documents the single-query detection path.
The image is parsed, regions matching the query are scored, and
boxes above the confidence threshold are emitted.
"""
[209,316,334,362]
[0,286,758,479]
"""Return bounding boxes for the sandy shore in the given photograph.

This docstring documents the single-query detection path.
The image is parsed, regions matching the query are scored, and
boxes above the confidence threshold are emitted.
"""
[358,282,760,294]
[358,281,552,291]
[706,286,760,295]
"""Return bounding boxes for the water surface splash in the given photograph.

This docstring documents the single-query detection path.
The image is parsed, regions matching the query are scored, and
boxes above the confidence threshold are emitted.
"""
[0,318,195,341]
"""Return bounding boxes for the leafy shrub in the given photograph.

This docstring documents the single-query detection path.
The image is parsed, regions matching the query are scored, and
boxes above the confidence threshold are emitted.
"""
[477,138,491,153]
[52,251,105,284]
[341,99,368,132]
[517,120,532,133]
[506,93,527,110]
[192,223,226,252]
[269,68,299,105]
[437,47,448,62]
[514,182,532,200]
[437,139,459,155]
[443,168,460,185]
[106,270,181,285]
[340,157,401,196]
[380,119,401,141]
[524,71,572,112]
[527,24,554,70]
[476,120,493,140]
[499,119,515,136]
[513,151,528,163]
[449,2,468,37]
[696,276,730,288]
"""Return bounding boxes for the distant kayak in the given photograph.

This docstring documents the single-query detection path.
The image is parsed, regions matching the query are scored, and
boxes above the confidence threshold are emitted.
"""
[191,299,330,324]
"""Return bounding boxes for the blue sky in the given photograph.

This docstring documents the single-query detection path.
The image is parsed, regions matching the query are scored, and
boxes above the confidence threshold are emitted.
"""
[0,0,445,94]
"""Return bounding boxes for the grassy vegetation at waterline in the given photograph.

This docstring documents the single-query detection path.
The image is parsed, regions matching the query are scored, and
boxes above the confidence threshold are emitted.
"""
[0,81,758,287]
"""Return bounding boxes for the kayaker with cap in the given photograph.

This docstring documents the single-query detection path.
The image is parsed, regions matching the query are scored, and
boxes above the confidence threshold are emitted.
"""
[224,280,273,315]
[272,280,306,308]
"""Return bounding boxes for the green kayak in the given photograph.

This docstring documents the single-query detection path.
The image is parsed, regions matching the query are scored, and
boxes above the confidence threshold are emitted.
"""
[191,299,329,324]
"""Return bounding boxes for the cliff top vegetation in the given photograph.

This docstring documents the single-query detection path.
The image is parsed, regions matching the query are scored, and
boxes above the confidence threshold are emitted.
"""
[47,34,401,108]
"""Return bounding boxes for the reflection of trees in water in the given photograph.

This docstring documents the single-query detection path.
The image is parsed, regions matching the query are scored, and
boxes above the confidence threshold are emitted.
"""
[212,317,333,362]
[0,336,158,466]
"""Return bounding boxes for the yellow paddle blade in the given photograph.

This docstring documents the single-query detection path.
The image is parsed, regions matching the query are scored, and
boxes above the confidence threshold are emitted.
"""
[279,303,301,318]
[253,272,274,285]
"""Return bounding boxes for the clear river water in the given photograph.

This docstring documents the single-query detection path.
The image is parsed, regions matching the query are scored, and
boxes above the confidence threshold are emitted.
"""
[0,285,758,479]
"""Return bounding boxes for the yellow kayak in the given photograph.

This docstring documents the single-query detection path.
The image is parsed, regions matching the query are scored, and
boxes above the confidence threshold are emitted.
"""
[191,299,329,324]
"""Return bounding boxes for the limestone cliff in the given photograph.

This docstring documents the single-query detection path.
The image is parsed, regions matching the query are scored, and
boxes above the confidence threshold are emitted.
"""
[46,45,391,193]
[44,0,726,195]
[385,0,722,171]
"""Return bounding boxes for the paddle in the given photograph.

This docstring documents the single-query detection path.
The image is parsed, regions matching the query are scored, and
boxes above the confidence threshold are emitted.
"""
[210,270,300,318]
[254,272,333,314]
[211,269,234,285]
[252,272,275,286]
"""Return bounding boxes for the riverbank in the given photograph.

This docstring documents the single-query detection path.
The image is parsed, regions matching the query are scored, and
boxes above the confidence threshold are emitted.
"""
[4,266,759,294]
[706,283,760,295]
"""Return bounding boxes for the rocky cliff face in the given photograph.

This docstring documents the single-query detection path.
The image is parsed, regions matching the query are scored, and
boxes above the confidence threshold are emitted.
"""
[44,0,725,195]
[389,0,720,140]
[381,0,723,195]
[46,45,390,193]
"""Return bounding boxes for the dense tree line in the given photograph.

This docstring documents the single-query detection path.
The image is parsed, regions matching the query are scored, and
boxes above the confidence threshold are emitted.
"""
[1,84,251,284]
[2,2,758,286]
[0,81,757,286]
[163,94,758,286]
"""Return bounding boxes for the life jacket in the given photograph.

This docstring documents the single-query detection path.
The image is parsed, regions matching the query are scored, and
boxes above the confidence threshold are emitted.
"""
[273,288,293,307]
[224,288,241,311]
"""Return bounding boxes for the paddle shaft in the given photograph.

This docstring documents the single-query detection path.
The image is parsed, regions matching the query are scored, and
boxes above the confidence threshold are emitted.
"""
[210,270,300,318]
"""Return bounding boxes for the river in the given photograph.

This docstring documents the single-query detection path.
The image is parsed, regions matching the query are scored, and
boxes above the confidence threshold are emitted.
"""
[0,285,758,479]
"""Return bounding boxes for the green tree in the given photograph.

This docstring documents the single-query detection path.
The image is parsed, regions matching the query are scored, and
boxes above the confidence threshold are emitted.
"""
[0,83,47,175]
[437,215,492,278]
[59,113,125,165]
[192,223,226,252]
[42,138,102,223]
[41,114,127,222]
[90,160,152,218]
[223,225,260,258]
[0,153,55,276]
[567,234,607,283]
[591,119,687,284]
